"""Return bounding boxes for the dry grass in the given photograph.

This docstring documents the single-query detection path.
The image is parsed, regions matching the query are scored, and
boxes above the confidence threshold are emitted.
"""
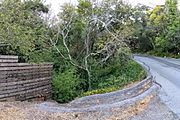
[106,95,154,120]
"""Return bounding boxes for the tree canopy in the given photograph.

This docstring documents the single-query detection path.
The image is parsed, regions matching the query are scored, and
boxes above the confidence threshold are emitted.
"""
[0,0,49,61]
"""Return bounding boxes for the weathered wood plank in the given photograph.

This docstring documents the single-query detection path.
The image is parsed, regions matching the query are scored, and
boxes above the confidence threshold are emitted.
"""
[0,69,52,78]
[0,59,18,63]
[0,81,51,95]
[0,63,52,67]
[0,71,52,79]
[0,77,51,87]
[16,89,51,101]
[0,65,53,71]
[0,55,18,59]
[0,84,51,98]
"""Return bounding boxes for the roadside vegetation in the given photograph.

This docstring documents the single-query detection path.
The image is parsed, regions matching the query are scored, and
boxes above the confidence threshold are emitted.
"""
[0,0,179,103]
[129,0,180,58]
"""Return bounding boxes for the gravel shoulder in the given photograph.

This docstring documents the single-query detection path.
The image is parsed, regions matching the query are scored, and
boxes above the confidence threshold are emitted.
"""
[130,96,179,120]
[0,94,178,120]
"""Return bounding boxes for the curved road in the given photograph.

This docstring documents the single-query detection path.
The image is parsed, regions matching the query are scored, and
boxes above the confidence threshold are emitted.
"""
[134,55,180,118]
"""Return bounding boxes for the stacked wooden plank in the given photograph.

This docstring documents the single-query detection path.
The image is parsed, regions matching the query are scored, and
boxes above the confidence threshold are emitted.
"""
[0,55,53,102]
[0,55,18,63]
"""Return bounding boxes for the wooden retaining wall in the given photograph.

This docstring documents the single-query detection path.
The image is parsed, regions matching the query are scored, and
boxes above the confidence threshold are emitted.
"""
[0,55,53,102]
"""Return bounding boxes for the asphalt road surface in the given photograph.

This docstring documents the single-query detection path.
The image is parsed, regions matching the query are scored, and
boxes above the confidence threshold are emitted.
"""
[134,55,180,118]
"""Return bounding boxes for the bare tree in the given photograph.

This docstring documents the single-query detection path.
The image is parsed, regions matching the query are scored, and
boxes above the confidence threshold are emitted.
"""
[48,0,131,90]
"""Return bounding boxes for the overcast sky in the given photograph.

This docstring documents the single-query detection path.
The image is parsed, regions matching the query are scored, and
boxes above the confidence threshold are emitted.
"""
[45,0,180,15]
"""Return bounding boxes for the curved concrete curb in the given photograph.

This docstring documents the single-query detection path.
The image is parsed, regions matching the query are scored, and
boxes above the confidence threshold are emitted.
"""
[36,61,160,113]
[68,58,154,107]
[36,82,159,113]
[69,76,153,107]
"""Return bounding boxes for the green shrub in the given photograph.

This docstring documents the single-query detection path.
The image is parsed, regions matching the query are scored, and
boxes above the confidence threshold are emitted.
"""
[52,57,146,102]
[81,60,146,96]
[81,86,118,96]
[52,68,81,103]
[123,60,146,81]
[147,50,180,58]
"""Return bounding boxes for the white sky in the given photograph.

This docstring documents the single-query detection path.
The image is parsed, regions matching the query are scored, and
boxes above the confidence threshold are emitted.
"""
[45,0,77,15]
[45,0,180,15]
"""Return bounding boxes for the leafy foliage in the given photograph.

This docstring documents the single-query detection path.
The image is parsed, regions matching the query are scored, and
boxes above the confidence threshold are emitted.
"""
[0,0,49,61]
[52,68,81,103]
[82,60,146,96]
[129,0,180,56]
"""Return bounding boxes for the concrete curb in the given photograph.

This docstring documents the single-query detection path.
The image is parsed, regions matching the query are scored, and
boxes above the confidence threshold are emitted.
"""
[36,82,159,113]
[69,76,153,107]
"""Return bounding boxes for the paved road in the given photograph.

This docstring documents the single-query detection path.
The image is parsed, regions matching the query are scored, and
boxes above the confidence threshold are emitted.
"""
[134,55,180,118]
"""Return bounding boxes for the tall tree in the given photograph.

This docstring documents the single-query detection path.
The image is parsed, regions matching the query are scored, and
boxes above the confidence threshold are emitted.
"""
[165,0,180,54]
[49,0,133,90]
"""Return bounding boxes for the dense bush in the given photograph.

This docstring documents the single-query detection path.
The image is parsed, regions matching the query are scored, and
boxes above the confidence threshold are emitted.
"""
[52,59,146,102]
[147,51,180,58]
[81,60,146,96]
[52,68,81,103]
